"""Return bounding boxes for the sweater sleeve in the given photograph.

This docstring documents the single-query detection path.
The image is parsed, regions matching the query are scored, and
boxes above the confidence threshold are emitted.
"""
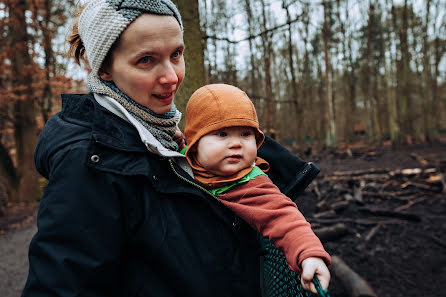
[218,175,331,272]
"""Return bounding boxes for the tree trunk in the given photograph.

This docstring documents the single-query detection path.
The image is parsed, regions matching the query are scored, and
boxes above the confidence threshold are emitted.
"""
[323,2,336,146]
[260,0,275,138]
[283,2,303,148]
[9,0,40,202]
[244,0,257,102]
[172,0,205,125]
[385,0,400,144]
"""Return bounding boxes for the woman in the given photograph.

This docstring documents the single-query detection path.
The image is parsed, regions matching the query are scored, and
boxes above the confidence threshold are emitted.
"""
[21,1,322,296]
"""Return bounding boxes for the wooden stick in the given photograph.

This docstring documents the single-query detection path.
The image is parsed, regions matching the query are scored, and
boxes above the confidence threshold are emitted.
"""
[314,223,349,242]
[309,217,408,226]
[364,225,380,242]
[430,235,446,249]
[358,206,421,222]
[394,197,426,212]
[330,255,378,297]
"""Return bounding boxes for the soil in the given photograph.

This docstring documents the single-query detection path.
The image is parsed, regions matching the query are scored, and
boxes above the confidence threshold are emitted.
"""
[297,141,446,297]
[0,141,445,297]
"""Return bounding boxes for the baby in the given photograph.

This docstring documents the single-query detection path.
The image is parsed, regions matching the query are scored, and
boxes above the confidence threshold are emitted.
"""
[184,84,331,293]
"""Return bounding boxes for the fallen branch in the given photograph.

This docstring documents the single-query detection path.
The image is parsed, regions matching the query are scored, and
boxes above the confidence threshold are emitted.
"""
[330,200,350,212]
[401,181,442,192]
[330,255,378,297]
[409,153,429,167]
[329,168,390,177]
[312,210,336,219]
[309,217,409,226]
[362,190,419,201]
[430,235,446,249]
[314,223,349,242]
[322,174,390,181]
[358,206,421,222]
[394,197,426,212]
[364,224,381,242]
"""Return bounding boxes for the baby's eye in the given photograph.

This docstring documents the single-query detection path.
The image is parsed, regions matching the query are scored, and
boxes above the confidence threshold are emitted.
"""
[241,131,252,137]
[217,131,227,137]
[137,56,153,64]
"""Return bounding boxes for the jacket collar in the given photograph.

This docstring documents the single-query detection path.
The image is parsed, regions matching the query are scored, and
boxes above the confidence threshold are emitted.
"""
[61,93,148,153]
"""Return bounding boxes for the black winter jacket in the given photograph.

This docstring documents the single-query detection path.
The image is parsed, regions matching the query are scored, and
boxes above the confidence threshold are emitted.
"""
[21,93,319,297]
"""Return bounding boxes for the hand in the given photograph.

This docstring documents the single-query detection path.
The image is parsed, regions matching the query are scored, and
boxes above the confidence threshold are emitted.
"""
[300,257,330,294]
[173,126,183,141]
[173,126,186,150]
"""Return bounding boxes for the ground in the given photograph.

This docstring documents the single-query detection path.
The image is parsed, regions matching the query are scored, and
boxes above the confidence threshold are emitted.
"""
[296,141,446,297]
[0,141,445,297]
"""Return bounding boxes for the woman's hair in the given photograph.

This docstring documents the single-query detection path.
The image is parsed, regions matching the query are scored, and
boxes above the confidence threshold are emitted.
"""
[66,4,88,66]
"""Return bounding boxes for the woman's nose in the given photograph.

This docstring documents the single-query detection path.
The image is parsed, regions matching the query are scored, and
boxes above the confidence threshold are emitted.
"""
[159,63,178,85]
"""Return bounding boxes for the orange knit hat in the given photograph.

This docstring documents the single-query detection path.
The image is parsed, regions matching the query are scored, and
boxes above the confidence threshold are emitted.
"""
[185,84,264,156]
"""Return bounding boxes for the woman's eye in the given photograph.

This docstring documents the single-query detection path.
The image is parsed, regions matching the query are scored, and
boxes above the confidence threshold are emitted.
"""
[137,56,152,64]
[171,49,182,59]
[217,131,227,137]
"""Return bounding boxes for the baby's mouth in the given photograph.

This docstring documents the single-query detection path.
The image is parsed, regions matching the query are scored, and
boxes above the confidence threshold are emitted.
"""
[227,154,242,159]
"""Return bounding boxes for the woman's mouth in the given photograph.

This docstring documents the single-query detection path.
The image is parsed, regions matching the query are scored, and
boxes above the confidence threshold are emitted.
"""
[153,92,173,99]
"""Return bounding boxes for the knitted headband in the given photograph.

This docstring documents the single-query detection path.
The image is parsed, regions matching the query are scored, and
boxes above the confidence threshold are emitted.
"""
[78,0,183,75]
[184,84,265,158]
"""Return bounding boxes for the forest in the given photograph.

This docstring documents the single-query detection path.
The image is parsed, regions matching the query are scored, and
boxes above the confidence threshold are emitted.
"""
[0,1,445,296]
[1,0,445,205]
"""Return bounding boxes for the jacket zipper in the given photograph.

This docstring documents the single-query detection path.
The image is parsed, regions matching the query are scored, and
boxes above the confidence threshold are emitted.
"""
[168,159,221,203]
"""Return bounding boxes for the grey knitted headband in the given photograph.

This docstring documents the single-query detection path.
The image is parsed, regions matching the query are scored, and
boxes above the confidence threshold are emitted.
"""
[78,0,183,75]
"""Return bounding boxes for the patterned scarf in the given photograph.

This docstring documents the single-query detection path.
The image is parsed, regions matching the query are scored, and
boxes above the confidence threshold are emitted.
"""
[88,74,182,151]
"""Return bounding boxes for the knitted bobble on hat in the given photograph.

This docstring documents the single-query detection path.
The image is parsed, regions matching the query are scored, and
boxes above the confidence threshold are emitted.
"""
[78,0,183,75]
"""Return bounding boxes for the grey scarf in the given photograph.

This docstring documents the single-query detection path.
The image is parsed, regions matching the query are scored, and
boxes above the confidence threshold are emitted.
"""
[88,74,181,151]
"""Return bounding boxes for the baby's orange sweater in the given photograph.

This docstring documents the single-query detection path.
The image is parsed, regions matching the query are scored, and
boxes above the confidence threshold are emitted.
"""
[217,174,331,272]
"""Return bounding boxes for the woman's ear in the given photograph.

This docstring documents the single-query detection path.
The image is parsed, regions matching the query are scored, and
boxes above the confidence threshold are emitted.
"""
[98,68,113,81]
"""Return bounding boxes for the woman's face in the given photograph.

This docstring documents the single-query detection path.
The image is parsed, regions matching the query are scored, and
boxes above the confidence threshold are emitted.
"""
[99,14,185,114]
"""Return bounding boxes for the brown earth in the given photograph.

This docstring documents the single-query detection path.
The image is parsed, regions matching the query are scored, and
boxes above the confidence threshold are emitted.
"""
[0,141,445,297]
[297,141,446,297]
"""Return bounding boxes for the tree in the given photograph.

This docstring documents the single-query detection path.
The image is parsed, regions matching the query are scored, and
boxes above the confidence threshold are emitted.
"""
[0,0,76,206]
[2,0,39,203]
[173,0,205,125]
[322,1,336,146]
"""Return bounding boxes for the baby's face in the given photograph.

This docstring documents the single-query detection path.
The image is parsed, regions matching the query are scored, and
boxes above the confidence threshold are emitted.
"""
[196,126,257,176]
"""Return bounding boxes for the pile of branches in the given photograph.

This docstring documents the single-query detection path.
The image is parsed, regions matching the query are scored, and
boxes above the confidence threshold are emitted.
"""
[305,155,446,297]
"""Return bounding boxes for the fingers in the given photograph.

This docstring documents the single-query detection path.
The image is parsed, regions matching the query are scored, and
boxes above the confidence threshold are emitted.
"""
[317,265,331,291]
[300,260,318,293]
[301,277,317,294]
[300,257,331,293]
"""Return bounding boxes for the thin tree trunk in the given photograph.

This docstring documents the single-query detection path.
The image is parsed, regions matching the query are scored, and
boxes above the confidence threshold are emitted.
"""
[172,0,205,123]
[244,0,257,102]
[283,1,303,148]
[385,0,400,145]
[323,2,336,146]
[421,0,433,141]
[260,0,275,138]
[9,0,39,202]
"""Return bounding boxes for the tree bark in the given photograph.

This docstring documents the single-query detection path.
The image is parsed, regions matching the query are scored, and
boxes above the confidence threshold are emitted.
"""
[259,0,275,138]
[9,0,40,202]
[322,2,336,146]
[172,0,205,128]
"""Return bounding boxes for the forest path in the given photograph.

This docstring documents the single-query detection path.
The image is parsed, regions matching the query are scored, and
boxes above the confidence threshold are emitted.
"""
[0,224,35,297]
